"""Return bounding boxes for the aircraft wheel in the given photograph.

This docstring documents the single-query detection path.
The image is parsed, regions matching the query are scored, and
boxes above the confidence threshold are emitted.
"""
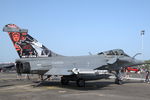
[61,77,69,85]
[115,78,123,85]
[76,79,85,87]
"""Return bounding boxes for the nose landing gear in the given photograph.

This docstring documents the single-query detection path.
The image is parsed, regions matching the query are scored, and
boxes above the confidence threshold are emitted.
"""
[115,70,123,85]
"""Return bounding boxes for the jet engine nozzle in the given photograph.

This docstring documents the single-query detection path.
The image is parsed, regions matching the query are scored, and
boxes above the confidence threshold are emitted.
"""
[16,62,31,74]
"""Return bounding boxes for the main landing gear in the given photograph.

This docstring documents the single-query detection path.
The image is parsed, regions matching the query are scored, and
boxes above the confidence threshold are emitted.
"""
[61,77,69,85]
[76,79,85,87]
[61,77,85,87]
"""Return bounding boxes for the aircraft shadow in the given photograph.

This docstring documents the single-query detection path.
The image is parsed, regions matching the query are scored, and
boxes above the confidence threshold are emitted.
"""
[32,80,115,90]
[0,84,14,88]
[123,80,144,84]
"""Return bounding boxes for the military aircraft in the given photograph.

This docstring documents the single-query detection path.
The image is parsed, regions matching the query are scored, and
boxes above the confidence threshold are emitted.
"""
[0,62,15,72]
[3,24,143,87]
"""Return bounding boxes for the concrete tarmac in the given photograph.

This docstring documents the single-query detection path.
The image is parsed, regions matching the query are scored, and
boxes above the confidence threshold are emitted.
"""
[0,72,150,100]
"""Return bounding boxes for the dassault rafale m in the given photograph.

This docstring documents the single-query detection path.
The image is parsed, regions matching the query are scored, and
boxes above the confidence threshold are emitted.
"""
[3,24,143,87]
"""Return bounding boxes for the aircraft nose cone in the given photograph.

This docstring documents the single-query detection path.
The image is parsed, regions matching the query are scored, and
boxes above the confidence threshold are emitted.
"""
[119,57,144,67]
[133,59,144,65]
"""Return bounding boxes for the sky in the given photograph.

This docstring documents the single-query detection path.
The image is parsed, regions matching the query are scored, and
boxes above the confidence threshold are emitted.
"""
[0,0,150,62]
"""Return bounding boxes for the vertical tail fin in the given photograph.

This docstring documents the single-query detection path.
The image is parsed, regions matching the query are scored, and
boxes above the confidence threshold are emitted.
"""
[3,24,62,58]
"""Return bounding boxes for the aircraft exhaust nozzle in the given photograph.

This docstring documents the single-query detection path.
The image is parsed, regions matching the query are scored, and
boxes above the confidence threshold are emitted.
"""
[16,62,31,74]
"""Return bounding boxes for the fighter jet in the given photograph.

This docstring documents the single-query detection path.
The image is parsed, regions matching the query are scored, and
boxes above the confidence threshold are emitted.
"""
[3,24,143,87]
[0,62,15,72]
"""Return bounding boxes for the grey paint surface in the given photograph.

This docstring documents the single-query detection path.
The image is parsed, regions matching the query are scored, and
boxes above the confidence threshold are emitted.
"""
[16,50,143,76]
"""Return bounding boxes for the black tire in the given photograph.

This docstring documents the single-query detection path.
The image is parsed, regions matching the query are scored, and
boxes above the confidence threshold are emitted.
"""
[61,77,69,85]
[115,78,123,85]
[76,79,85,87]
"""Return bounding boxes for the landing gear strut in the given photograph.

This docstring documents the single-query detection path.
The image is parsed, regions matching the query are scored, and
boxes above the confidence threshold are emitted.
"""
[35,75,51,87]
[115,70,123,85]
[115,78,123,85]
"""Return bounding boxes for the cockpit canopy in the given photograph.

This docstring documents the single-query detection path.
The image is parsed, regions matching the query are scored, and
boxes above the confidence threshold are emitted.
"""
[98,49,129,57]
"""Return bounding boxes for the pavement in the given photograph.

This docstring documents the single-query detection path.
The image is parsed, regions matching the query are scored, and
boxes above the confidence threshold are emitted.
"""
[0,72,150,100]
